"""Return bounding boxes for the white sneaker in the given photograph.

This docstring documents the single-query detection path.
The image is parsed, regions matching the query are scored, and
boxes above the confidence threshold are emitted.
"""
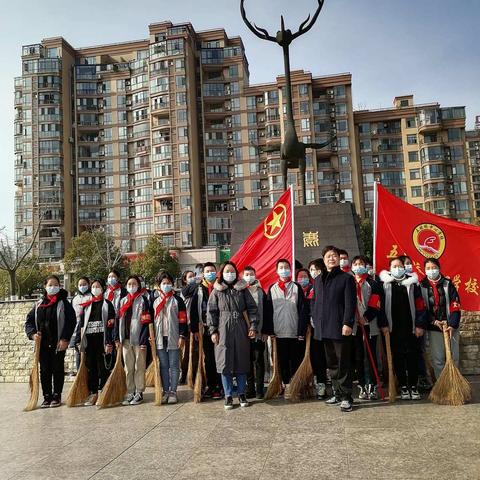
[410,387,421,400]
[400,386,411,400]
[122,393,135,406]
[130,392,144,405]
[315,382,326,399]
[168,392,178,404]
[358,385,368,400]
[84,393,98,406]
[367,384,378,400]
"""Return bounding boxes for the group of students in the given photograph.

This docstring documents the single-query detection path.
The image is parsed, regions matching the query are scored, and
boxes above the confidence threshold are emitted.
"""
[25,244,461,412]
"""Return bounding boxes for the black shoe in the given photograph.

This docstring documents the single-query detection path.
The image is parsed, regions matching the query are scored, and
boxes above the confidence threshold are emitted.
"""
[239,394,250,407]
[203,387,213,399]
[41,396,51,408]
[224,396,234,410]
[50,394,61,408]
[256,392,264,400]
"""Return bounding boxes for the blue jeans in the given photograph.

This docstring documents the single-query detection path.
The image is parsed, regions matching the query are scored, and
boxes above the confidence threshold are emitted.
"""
[221,373,247,398]
[157,337,180,393]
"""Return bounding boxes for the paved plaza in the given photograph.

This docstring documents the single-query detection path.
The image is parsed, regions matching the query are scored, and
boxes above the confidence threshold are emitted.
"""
[1,379,479,480]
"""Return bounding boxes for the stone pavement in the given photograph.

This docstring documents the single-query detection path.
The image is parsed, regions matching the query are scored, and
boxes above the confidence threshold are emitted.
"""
[2,379,480,480]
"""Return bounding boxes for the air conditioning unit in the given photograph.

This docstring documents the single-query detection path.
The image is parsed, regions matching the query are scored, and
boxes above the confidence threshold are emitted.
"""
[229,191,235,196]
[169,61,174,66]
[261,185,267,190]
[128,133,134,138]
[225,105,231,111]
[98,152,105,157]
[262,201,269,206]
[257,97,264,103]
[97,73,102,79]
[129,212,135,217]
[69,137,74,143]
[99,177,105,184]
[126,100,132,106]
[101,211,107,217]
[259,116,265,122]
[129,197,134,203]
[227,134,233,140]
[259,132,265,137]
[330,113,336,119]
[228,150,234,156]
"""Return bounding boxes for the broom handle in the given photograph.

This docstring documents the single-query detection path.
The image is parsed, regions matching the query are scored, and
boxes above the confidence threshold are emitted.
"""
[442,325,453,361]
[359,322,385,401]
[384,330,395,379]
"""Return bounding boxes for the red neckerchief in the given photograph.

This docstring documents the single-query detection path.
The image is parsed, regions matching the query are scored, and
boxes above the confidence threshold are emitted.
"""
[355,275,369,301]
[277,278,291,296]
[80,295,104,309]
[155,291,174,318]
[202,279,214,296]
[139,287,147,296]
[341,266,351,273]
[428,278,441,312]
[38,294,58,308]
[106,283,121,301]
[118,291,142,319]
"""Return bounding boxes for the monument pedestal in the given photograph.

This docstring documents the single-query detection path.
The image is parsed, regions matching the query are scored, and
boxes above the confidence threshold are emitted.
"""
[231,202,361,267]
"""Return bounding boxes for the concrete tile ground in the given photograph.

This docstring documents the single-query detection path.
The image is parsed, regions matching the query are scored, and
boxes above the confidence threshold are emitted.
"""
[2,378,479,480]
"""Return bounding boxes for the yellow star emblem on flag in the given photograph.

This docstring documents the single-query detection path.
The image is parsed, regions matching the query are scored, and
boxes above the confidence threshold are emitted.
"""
[264,204,287,239]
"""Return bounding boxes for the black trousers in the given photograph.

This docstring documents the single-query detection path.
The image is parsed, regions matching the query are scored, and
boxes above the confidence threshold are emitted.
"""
[352,327,379,387]
[203,328,221,391]
[39,343,66,398]
[247,339,265,393]
[324,337,353,401]
[276,337,303,384]
[310,338,327,384]
[391,332,420,388]
[85,333,109,394]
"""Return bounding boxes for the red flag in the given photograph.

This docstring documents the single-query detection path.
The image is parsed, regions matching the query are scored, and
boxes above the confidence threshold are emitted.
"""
[374,183,480,311]
[231,188,294,290]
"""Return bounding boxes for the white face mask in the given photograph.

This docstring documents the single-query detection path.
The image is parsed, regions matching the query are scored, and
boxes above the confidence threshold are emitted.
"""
[126,285,138,295]
[391,267,405,279]
[223,272,237,283]
[340,259,349,268]
[309,269,319,279]
[426,268,440,280]
[405,264,413,273]
[46,285,60,296]
[243,274,255,284]
[91,287,103,297]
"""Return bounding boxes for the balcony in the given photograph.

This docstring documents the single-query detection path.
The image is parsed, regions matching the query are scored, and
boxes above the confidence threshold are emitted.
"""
[418,110,442,133]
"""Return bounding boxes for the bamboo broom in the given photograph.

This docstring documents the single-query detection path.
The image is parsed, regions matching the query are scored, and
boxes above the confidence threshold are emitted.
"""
[148,324,162,406]
[384,330,397,403]
[429,327,471,406]
[193,322,206,403]
[187,331,195,389]
[97,344,126,408]
[66,351,90,407]
[288,327,314,402]
[24,335,41,412]
[265,336,283,400]
[145,360,155,387]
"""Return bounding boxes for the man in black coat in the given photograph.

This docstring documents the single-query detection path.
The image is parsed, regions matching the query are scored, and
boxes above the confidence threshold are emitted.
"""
[311,245,356,412]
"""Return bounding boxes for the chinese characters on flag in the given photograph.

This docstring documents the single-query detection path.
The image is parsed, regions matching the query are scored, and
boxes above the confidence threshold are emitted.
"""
[374,183,480,311]
[231,188,294,289]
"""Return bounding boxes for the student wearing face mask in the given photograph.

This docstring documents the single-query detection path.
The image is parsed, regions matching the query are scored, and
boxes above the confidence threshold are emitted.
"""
[311,246,356,412]
[188,262,223,399]
[105,270,126,314]
[207,262,258,410]
[338,249,351,274]
[152,271,188,404]
[178,270,196,385]
[380,258,427,400]
[308,259,325,281]
[263,259,308,392]
[114,275,151,406]
[351,256,388,401]
[69,277,91,373]
[25,275,76,408]
[419,258,461,380]
[242,266,267,399]
[75,279,116,406]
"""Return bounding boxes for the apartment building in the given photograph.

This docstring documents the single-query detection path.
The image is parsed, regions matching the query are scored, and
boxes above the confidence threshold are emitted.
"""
[466,115,480,223]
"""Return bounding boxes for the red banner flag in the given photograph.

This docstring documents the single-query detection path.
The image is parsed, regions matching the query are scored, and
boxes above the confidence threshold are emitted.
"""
[374,183,480,311]
[231,188,294,290]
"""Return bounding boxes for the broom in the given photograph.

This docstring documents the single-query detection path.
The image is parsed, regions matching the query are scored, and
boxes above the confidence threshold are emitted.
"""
[187,331,195,389]
[265,336,283,400]
[288,327,314,402]
[359,323,385,401]
[148,324,162,406]
[383,330,397,403]
[193,322,206,403]
[145,361,155,387]
[66,351,90,407]
[97,344,127,408]
[429,326,472,406]
[24,335,41,412]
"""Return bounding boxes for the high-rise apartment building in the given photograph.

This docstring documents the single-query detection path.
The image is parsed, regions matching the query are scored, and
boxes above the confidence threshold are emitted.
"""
[466,115,480,223]
[13,22,477,261]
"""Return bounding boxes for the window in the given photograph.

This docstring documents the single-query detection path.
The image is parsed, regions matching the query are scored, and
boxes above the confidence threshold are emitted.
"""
[301,118,310,131]
[246,96,256,109]
[336,120,348,132]
[229,65,238,77]
[408,151,418,162]
[298,84,308,96]
[337,137,349,150]
[409,169,420,180]
[300,101,310,114]
[407,134,417,145]
[176,92,186,106]
[177,110,187,123]
[247,112,257,125]
[334,85,346,98]
[411,186,422,197]
[335,103,347,115]
[448,128,462,142]
[175,76,186,88]
[406,117,416,128]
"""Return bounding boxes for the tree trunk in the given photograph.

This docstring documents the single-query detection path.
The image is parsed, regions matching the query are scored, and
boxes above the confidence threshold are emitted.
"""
[8,269,17,297]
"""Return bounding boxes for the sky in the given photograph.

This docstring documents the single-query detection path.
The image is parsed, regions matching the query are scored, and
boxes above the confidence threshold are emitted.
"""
[1,0,479,235]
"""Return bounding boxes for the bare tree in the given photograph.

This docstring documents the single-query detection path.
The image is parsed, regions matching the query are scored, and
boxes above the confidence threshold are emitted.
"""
[89,227,125,272]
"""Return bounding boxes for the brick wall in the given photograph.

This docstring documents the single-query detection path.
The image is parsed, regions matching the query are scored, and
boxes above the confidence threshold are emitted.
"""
[459,310,480,375]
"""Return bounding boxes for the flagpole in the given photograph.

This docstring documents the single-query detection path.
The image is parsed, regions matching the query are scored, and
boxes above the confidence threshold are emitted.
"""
[289,185,295,269]
[373,181,378,274]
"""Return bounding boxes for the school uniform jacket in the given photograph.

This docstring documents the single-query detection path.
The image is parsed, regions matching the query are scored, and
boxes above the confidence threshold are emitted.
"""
[153,293,188,351]
[114,294,151,346]
[188,281,215,333]
[70,292,92,347]
[353,276,388,336]
[246,280,266,340]
[104,284,126,313]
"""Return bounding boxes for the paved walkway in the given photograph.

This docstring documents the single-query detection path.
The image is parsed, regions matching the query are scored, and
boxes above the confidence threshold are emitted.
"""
[2,379,480,480]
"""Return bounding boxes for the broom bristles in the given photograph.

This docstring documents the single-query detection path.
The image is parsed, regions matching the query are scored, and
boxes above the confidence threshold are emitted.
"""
[193,323,205,403]
[187,332,195,389]
[265,336,283,400]
[24,336,41,412]
[288,327,314,402]
[148,324,162,406]
[384,330,397,403]
[66,352,90,407]
[429,328,472,406]
[145,361,156,387]
[97,344,127,408]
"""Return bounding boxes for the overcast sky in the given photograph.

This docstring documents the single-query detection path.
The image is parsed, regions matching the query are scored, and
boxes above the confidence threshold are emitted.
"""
[1,0,479,235]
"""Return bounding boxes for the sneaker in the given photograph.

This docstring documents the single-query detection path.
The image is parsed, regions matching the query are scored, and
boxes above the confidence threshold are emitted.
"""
[84,393,98,406]
[367,385,378,401]
[400,386,411,400]
[50,394,61,408]
[41,397,51,408]
[410,387,421,400]
[122,393,135,406]
[418,376,433,391]
[224,396,234,410]
[340,399,353,412]
[358,385,368,400]
[239,394,250,407]
[161,393,169,405]
[315,382,326,399]
[325,396,340,405]
[130,392,143,405]
[203,387,213,399]
[212,389,222,400]
[168,392,178,404]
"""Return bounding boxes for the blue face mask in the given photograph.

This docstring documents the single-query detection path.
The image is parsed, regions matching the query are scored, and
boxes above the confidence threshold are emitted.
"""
[78,285,89,294]
[204,271,216,282]
[107,277,118,286]
[352,266,368,276]
[187,276,196,285]
[426,268,440,280]
[298,278,310,288]
[278,269,291,279]
[160,284,173,294]
[391,267,406,279]
[46,285,60,296]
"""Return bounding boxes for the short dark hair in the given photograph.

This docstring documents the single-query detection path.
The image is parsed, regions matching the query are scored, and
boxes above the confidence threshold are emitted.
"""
[424,258,441,269]
[389,256,404,266]
[44,275,60,286]
[322,245,339,257]
[276,258,291,269]
[399,255,412,263]
[352,255,368,266]
[308,258,325,272]
[243,265,256,273]
[90,278,106,291]
[125,275,141,287]
[181,270,194,286]
[296,268,311,280]
[108,270,120,278]
[155,271,174,284]
[203,262,217,271]
[337,249,349,257]
[78,276,90,284]
[195,263,204,272]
